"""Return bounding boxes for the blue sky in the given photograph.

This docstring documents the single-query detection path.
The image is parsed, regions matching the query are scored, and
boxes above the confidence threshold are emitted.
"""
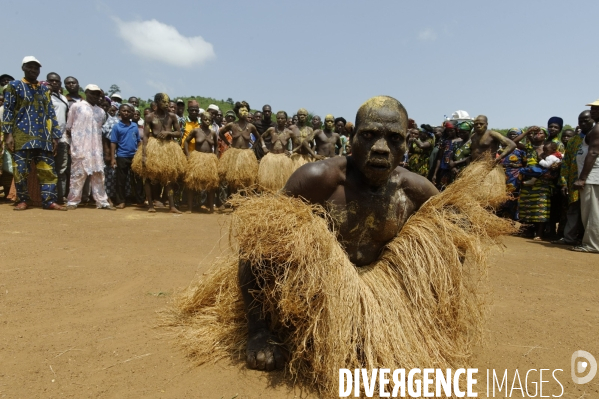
[2,0,597,128]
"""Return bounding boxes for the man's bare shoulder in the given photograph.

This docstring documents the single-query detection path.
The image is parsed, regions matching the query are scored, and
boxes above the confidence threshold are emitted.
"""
[283,157,346,203]
[394,167,439,208]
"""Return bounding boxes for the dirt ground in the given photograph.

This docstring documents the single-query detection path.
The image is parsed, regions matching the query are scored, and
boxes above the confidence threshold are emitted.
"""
[0,202,598,399]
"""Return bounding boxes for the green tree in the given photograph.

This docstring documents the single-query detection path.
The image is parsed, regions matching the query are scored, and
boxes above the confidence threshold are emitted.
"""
[108,84,121,96]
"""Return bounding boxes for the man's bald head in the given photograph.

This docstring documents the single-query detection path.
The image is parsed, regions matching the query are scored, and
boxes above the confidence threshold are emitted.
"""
[354,96,408,138]
[578,110,594,133]
[473,115,488,134]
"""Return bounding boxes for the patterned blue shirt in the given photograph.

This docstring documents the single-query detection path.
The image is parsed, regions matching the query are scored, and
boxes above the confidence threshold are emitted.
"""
[2,79,61,151]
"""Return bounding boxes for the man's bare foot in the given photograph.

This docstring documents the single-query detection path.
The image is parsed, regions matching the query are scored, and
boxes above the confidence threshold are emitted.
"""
[153,200,166,208]
[170,207,182,214]
[115,203,125,209]
[245,328,285,371]
[148,207,156,213]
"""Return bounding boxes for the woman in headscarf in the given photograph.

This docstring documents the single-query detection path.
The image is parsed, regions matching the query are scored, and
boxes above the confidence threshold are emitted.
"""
[432,121,462,190]
[449,120,473,177]
[517,126,559,239]
[547,116,565,153]
[498,128,528,220]
[407,128,434,177]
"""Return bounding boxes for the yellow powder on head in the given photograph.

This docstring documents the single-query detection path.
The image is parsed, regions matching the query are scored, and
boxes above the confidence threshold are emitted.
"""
[298,108,308,115]
[325,114,334,121]
[360,96,394,110]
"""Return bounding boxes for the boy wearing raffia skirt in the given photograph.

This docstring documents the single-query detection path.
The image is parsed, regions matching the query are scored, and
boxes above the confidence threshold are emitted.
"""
[183,111,219,213]
[132,93,185,213]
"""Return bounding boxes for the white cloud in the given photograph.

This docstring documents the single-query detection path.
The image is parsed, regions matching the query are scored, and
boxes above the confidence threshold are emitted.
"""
[418,28,437,41]
[113,18,216,68]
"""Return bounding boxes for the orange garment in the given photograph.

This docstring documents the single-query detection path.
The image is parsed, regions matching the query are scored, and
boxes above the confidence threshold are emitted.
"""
[181,119,200,152]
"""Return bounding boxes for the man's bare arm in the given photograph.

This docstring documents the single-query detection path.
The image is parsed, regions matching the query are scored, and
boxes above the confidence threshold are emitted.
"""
[170,114,181,139]
[491,131,516,161]
[574,127,599,189]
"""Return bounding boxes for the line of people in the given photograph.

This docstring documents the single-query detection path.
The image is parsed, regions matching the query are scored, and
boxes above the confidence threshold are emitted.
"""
[1,56,597,253]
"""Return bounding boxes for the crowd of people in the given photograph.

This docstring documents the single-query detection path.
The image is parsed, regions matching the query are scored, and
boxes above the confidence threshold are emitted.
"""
[1,56,598,254]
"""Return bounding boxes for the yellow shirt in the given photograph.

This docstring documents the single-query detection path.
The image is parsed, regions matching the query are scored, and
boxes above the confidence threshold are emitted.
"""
[181,119,200,152]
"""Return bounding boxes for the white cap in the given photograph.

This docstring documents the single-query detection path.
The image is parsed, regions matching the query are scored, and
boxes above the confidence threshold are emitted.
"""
[199,108,205,113]
[207,104,219,111]
[22,56,42,67]
[111,93,122,99]
[85,84,102,92]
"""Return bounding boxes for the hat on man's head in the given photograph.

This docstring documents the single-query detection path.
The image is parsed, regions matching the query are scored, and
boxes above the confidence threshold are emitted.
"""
[0,74,15,81]
[22,56,42,67]
[111,93,122,100]
[176,98,185,104]
[199,108,205,113]
[84,84,102,92]
[586,98,599,106]
[225,110,235,117]
[207,104,220,111]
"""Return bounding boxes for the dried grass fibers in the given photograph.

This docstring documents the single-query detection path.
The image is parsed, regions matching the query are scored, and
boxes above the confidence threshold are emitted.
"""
[257,153,295,192]
[217,148,258,190]
[165,160,516,396]
[184,151,220,192]
[132,137,186,185]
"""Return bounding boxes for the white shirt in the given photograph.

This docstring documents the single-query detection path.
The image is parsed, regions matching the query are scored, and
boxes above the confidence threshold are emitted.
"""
[538,154,561,168]
[51,92,70,144]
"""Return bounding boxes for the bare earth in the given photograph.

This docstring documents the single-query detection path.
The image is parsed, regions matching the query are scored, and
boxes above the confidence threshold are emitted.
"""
[0,203,597,398]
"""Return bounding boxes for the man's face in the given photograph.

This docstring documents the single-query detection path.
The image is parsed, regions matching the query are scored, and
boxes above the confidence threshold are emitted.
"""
[108,106,117,116]
[22,62,41,82]
[188,106,200,121]
[434,127,443,139]
[0,77,10,86]
[128,97,139,107]
[254,111,262,122]
[325,117,335,131]
[352,107,406,185]
[335,120,345,133]
[547,123,561,138]
[120,106,133,121]
[176,103,185,116]
[579,113,595,133]
[312,116,321,129]
[225,115,236,123]
[86,90,102,106]
[168,101,176,113]
[590,106,599,123]
[215,110,223,125]
[144,109,151,118]
[276,113,287,127]
[473,117,487,134]
[46,74,61,93]
[64,78,79,95]
[297,111,307,126]
[292,115,298,125]
[262,106,272,121]
[133,110,141,123]
[208,109,218,120]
